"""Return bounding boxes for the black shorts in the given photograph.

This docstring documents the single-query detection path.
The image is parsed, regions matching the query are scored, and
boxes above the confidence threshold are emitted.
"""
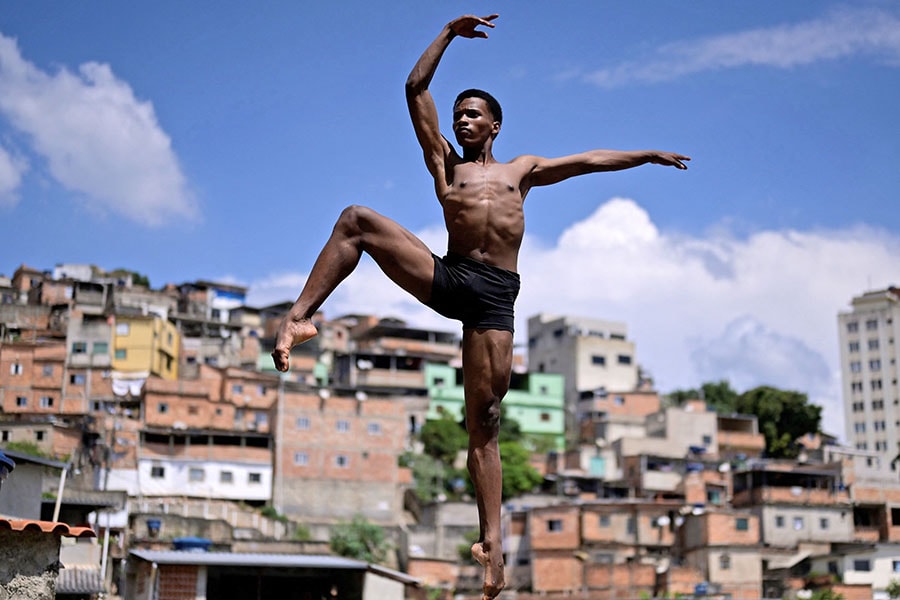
[425,253,520,333]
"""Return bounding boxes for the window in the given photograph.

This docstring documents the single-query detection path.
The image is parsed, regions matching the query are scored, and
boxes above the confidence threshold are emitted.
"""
[848,341,859,352]
[116,323,130,335]
[850,361,862,373]
[719,554,731,570]
[626,517,636,534]
[255,411,268,426]
[775,515,785,528]
[614,396,625,406]
[866,319,878,330]
[870,359,882,371]
[591,355,606,366]
[855,422,866,433]
[851,381,863,392]
[599,514,611,527]
[1,431,8,442]
[294,452,308,466]
[873,399,885,410]
[847,321,859,333]
[188,405,199,415]
[10,363,23,375]
[853,559,871,572]
[819,518,829,530]
[232,384,243,394]
[793,517,804,530]
[617,355,632,365]
[42,365,53,376]
[336,420,350,433]
[35,431,45,442]
[150,465,165,478]
[335,455,349,468]
[702,435,713,446]
[72,342,87,354]
[158,403,169,414]
[93,342,108,354]
[367,422,382,435]
[540,412,551,422]
[735,518,749,531]
[248,472,262,484]
[868,339,880,351]
[892,560,900,574]
[220,471,233,484]
[189,468,205,482]
[296,417,310,430]
[547,519,563,532]
[39,396,53,408]
[16,396,27,407]
[872,379,883,390]
[114,348,127,359]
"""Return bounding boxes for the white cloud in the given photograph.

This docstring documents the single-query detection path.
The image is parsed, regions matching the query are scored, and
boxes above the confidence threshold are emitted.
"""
[584,6,900,88]
[0,33,197,226]
[0,143,27,207]
[246,198,899,439]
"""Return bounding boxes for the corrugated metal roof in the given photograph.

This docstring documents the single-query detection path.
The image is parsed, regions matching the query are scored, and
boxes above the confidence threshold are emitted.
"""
[129,550,420,585]
[130,550,367,569]
[56,567,105,594]
[0,518,96,538]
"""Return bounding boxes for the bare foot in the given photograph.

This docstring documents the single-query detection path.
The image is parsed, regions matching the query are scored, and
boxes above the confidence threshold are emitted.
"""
[472,542,505,600]
[271,317,318,372]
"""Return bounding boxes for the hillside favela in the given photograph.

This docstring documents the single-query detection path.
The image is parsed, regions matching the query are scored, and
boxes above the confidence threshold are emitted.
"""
[2,261,900,600]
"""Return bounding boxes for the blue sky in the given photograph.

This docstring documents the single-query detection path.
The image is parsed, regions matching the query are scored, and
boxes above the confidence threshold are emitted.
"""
[2,2,899,436]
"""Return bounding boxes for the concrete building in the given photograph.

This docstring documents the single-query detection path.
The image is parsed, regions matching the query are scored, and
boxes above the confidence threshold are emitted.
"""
[276,385,411,526]
[527,313,645,442]
[112,313,180,380]
[837,286,900,461]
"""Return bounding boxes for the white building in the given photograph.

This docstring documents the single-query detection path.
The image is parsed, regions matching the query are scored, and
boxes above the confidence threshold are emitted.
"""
[837,286,900,464]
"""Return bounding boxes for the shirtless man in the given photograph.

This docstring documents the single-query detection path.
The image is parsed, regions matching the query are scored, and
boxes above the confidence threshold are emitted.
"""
[272,14,689,599]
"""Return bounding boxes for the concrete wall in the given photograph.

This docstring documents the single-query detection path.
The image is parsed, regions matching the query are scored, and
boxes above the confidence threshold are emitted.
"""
[0,529,61,600]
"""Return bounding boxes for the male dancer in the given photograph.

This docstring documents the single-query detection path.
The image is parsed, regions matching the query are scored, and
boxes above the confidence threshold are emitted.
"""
[273,14,689,599]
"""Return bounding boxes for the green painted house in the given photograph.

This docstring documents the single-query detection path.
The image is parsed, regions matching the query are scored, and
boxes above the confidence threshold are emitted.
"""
[425,364,566,451]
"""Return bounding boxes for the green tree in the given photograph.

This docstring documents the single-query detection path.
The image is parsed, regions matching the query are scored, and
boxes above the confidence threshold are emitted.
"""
[736,385,821,458]
[666,380,738,413]
[420,414,468,465]
[329,514,390,564]
[402,451,448,503]
[498,441,543,500]
[700,380,739,414]
[810,590,844,600]
[886,578,900,599]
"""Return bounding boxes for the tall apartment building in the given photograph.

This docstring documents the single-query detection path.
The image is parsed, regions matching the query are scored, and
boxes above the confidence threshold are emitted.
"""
[527,314,643,443]
[837,286,900,462]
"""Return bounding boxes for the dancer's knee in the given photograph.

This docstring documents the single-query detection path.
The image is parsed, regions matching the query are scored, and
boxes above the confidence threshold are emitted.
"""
[336,205,379,237]
[468,396,501,437]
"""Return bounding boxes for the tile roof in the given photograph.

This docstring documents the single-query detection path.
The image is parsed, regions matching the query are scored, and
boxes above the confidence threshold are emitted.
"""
[56,567,105,595]
[0,518,96,538]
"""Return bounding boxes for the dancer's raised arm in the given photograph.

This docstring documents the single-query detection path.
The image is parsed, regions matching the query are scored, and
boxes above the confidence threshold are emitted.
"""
[405,14,498,177]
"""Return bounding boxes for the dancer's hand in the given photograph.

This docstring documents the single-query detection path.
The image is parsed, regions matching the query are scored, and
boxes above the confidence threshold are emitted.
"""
[449,14,499,39]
